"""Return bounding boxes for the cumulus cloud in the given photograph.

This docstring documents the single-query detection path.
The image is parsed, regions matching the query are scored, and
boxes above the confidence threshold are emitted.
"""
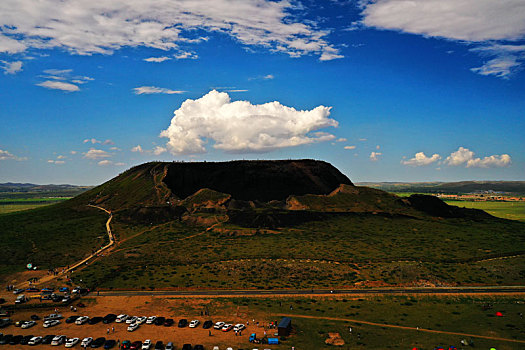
[336,138,347,142]
[445,147,512,168]
[402,152,441,166]
[36,80,79,92]
[144,56,172,63]
[153,146,167,155]
[174,51,198,60]
[98,160,113,166]
[131,145,144,153]
[0,0,341,61]
[360,0,525,77]
[83,148,111,159]
[1,60,22,74]
[47,159,65,164]
[344,145,356,150]
[133,86,185,95]
[160,90,338,154]
[369,151,382,161]
[0,149,26,161]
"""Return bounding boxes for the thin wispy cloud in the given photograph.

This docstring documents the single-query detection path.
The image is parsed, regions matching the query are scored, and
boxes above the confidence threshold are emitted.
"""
[0,149,27,161]
[1,60,22,74]
[144,56,172,63]
[133,86,185,95]
[36,80,79,92]
[36,68,93,91]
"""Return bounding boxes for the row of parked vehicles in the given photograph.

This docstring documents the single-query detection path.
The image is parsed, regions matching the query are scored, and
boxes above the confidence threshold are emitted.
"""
[0,333,117,348]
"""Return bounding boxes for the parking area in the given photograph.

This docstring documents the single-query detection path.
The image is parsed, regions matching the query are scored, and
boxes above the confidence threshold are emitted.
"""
[0,295,281,349]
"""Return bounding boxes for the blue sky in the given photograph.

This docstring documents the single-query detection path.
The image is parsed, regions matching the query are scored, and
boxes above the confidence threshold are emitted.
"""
[1,0,524,185]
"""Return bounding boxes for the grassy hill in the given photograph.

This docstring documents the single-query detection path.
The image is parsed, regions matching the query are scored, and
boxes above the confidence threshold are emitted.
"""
[1,160,524,289]
[358,181,525,195]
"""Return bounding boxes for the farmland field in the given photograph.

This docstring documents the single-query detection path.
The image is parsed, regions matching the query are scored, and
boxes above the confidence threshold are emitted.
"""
[0,197,70,214]
[444,200,525,222]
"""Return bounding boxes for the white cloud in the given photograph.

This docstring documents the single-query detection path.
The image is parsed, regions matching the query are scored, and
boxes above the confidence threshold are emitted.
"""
[83,148,111,159]
[36,80,80,92]
[0,149,26,161]
[376,145,380,150]
[225,89,248,92]
[103,139,114,145]
[174,51,198,60]
[160,89,338,154]
[56,155,66,159]
[445,147,512,168]
[444,147,475,166]
[84,138,100,144]
[360,0,525,77]
[467,154,512,168]
[144,56,172,63]
[153,146,167,155]
[1,60,22,74]
[133,86,185,95]
[115,162,125,166]
[470,44,525,78]
[402,152,441,166]
[369,151,382,161]
[336,137,347,142]
[344,145,356,150]
[263,74,274,80]
[47,159,65,164]
[98,160,113,166]
[109,147,121,151]
[0,0,341,61]
[131,145,144,153]
[359,138,367,142]
[70,150,77,155]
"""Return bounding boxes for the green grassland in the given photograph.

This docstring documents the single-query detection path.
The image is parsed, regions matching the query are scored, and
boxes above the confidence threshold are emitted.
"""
[160,295,525,349]
[444,200,525,222]
[0,197,71,214]
[0,201,108,278]
[74,212,525,290]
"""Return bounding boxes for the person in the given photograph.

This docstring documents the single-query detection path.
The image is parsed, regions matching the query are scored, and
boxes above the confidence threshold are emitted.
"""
[112,326,115,333]
[107,328,110,334]
[208,330,211,337]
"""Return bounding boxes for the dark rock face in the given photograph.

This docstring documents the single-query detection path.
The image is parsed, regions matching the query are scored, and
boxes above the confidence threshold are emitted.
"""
[407,194,493,219]
[162,159,353,202]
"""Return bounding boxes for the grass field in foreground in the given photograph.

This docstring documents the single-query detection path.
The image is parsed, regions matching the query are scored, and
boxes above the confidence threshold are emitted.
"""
[444,200,525,222]
[159,295,525,349]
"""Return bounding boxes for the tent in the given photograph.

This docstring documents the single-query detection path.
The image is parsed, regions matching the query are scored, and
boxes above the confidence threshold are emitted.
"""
[495,311,504,317]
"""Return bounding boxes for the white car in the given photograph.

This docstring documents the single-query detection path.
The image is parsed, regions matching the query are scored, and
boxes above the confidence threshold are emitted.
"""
[126,316,138,324]
[28,336,42,345]
[213,321,225,329]
[189,319,200,328]
[146,316,157,324]
[136,316,147,324]
[166,342,174,350]
[21,320,36,328]
[221,324,233,332]
[43,319,60,328]
[116,314,129,323]
[51,335,66,345]
[81,337,93,347]
[65,338,79,348]
[127,322,140,332]
[75,316,89,325]
[233,323,246,332]
[142,339,152,349]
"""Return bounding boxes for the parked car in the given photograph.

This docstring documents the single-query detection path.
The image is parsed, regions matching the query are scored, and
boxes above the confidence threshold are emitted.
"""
[59,287,70,293]
[0,334,12,345]
[15,294,28,304]
[51,334,66,345]
[20,334,34,345]
[146,316,157,324]
[189,319,200,328]
[44,313,63,321]
[164,318,174,327]
[130,340,142,350]
[234,323,246,332]
[28,335,42,345]
[21,320,36,328]
[116,314,129,323]
[154,340,164,350]
[13,288,25,294]
[41,288,54,293]
[65,337,79,347]
[221,324,233,332]
[154,316,165,326]
[194,345,204,350]
[121,340,132,349]
[76,316,90,325]
[25,287,39,293]
[126,316,138,324]
[213,321,225,329]
[165,342,174,350]
[103,313,117,323]
[202,320,213,329]
[136,316,147,324]
[61,295,71,303]
[9,334,23,345]
[182,344,192,350]
[177,318,188,328]
[66,315,80,323]
[41,334,55,344]
[88,316,104,325]
[127,322,140,332]
[43,319,60,328]
[30,314,40,320]
[91,337,106,348]
[52,294,63,302]
[142,339,152,349]
[81,337,93,347]
[104,339,116,349]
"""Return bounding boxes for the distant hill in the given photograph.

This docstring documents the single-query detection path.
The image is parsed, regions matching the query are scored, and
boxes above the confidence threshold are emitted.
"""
[0,182,92,199]
[356,181,525,195]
